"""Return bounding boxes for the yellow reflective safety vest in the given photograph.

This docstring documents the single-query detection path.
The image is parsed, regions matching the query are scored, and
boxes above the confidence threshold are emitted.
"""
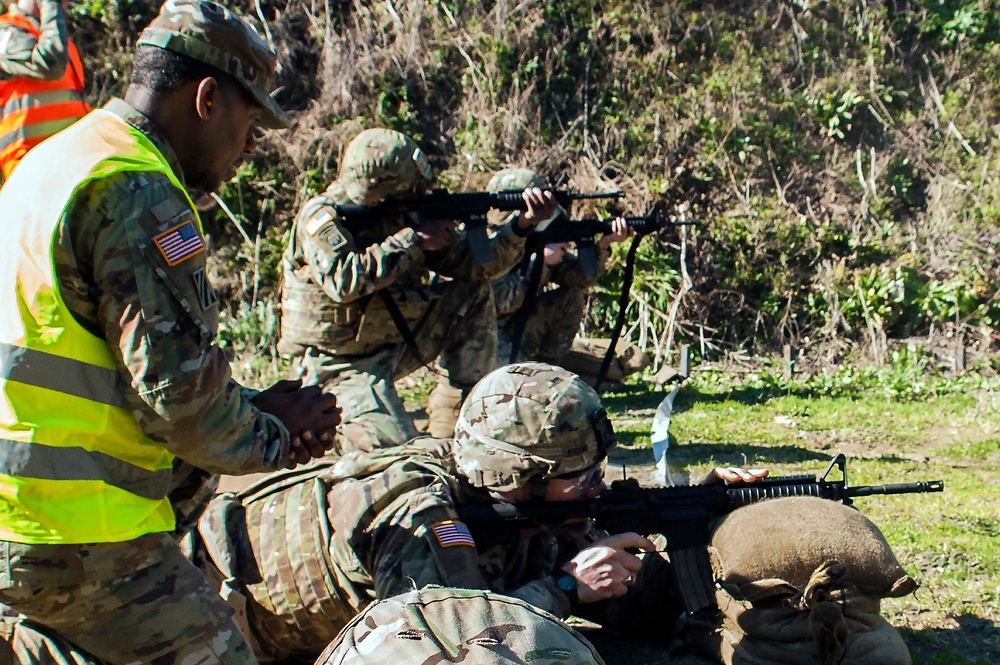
[0,109,185,544]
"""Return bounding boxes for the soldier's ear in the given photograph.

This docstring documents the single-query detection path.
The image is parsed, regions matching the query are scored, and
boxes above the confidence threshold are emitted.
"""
[194,77,221,121]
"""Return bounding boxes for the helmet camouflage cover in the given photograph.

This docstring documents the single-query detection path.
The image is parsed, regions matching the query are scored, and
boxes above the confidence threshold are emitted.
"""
[339,128,433,205]
[316,586,606,665]
[453,362,616,492]
[487,167,565,223]
[486,167,547,193]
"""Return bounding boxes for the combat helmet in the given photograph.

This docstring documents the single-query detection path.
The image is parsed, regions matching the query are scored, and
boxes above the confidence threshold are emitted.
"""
[487,167,547,193]
[487,168,564,223]
[316,586,606,665]
[453,362,616,493]
[339,128,432,206]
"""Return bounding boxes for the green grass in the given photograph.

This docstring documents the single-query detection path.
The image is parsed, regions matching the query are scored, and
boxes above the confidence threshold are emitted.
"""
[602,367,1000,664]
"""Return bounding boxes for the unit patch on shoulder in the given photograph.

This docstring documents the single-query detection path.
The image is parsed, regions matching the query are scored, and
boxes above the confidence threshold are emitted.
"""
[430,520,476,548]
[154,220,205,266]
[305,208,347,250]
[191,267,217,311]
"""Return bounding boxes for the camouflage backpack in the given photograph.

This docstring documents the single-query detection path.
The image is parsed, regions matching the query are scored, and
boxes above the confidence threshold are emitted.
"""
[316,586,606,665]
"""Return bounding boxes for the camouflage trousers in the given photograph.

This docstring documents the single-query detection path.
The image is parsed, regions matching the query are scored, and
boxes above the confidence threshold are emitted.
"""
[498,284,587,366]
[0,607,96,665]
[293,280,497,453]
[0,534,258,665]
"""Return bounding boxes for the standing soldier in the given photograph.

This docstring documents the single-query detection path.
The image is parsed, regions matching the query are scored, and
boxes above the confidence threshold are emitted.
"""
[278,129,557,452]
[0,1,340,662]
[425,167,635,437]
[0,0,88,182]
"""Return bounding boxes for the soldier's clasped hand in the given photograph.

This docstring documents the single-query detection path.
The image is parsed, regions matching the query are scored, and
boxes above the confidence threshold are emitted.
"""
[252,379,342,467]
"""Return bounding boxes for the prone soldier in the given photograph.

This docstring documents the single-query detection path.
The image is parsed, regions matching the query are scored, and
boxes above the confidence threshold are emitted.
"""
[190,362,918,664]
[189,362,762,661]
[278,130,557,452]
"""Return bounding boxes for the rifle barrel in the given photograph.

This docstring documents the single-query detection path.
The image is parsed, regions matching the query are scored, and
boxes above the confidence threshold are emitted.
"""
[847,480,945,497]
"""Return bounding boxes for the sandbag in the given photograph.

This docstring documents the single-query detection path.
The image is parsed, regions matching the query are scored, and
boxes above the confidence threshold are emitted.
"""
[707,497,916,665]
[709,496,917,599]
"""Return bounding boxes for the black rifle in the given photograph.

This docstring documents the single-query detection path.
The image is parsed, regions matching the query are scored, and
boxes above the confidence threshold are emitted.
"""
[457,454,943,611]
[506,206,697,377]
[334,188,622,264]
[533,206,698,246]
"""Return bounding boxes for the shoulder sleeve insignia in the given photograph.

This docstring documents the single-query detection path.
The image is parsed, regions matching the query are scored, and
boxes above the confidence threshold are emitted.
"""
[430,520,476,548]
[149,198,186,224]
[153,219,205,266]
[191,267,217,311]
[305,208,347,250]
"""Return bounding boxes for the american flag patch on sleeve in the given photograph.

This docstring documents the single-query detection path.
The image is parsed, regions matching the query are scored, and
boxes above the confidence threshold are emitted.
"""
[430,520,476,548]
[154,220,205,266]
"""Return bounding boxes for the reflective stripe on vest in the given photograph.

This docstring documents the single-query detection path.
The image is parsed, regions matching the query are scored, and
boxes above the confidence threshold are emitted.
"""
[0,11,88,180]
[0,109,190,544]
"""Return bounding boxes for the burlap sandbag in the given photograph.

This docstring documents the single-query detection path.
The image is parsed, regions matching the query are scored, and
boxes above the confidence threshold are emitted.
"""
[715,566,910,665]
[709,496,917,599]
[707,497,916,665]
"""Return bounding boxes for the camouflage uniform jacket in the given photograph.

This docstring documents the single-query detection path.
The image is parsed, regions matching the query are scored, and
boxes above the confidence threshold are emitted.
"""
[50,98,290,475]
[279,181,527,356]
[492,245,608,323]
[327,437,575,619]
[0,0,68,80]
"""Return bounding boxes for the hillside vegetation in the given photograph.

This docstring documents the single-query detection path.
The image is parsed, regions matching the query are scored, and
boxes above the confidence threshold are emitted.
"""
[67,0,1000,371]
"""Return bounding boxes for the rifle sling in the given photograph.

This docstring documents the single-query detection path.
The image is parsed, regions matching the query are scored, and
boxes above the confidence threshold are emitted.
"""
[378,289,429,367]
[508,238,547,362]
[596,235,641,390]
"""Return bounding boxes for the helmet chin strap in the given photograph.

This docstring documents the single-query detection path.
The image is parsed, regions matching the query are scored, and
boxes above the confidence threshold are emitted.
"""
[529,476,550,502]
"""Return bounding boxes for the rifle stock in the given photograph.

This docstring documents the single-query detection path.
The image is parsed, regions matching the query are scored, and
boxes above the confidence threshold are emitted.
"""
[457,454,943,611]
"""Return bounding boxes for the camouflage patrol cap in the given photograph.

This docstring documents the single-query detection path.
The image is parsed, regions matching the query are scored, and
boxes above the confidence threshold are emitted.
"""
[339,128,433,206]
[137,0,290,129]
[316,586,606,665]
[453,362,616,492]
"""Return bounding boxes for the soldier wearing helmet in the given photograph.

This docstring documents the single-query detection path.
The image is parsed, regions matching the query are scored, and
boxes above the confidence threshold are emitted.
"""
[187,362,766,661]
[279,131,557,453]
[426,167,638,437]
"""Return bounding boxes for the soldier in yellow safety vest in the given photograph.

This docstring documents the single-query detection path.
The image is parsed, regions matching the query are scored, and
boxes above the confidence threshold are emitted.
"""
[0,0,89,183]
[0,1,340,663]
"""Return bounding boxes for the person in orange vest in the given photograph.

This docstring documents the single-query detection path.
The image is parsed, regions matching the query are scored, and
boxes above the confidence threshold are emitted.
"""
[0,0,88,183]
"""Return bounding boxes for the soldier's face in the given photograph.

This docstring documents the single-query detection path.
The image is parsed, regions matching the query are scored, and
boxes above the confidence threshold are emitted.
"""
[543,461,607,502]
[189,78,262,193]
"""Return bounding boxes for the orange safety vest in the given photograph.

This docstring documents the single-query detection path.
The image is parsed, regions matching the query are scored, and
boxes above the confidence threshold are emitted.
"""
[0,10,88,180]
